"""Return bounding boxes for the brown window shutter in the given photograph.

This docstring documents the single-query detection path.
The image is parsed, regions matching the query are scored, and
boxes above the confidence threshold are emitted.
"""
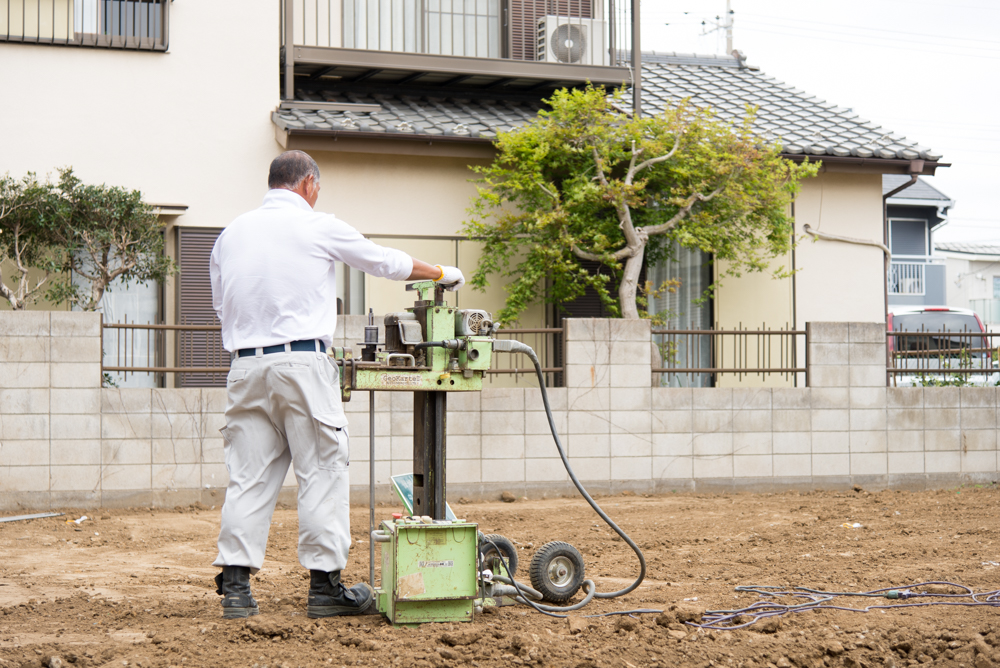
[177,228,228,387]
[508,0,592,61]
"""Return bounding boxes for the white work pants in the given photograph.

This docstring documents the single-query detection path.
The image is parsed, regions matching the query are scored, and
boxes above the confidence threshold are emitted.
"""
[213,347,351,573]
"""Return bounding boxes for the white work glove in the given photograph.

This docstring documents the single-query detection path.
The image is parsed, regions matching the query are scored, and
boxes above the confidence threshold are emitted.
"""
[435,265,465,291]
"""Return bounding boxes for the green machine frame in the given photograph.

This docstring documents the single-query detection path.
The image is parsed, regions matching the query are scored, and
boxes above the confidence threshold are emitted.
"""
[331,281,497,625]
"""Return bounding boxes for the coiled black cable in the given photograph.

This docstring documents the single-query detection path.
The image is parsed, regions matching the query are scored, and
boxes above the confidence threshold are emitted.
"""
[495,340,647,601]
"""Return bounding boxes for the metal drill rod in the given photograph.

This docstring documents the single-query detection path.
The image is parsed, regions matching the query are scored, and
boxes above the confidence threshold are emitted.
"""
[369,389,375,589]
[433,391,445,520]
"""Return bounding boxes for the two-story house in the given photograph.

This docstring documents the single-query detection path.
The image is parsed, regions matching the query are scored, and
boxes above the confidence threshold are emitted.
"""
[936,242,1000,327]
[884,175,954,307]
[1,1,945,389]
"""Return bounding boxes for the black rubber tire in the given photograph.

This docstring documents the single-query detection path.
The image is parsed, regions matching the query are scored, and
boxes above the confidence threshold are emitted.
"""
[480,534,518,578]
[529,541,585,603]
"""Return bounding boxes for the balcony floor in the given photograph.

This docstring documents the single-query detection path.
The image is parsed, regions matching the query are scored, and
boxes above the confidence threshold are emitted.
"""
[291,46,632,94]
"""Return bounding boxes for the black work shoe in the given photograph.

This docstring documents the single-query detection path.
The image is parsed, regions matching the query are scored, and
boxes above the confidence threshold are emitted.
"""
[307,570,374,618]
[215,566,260,619]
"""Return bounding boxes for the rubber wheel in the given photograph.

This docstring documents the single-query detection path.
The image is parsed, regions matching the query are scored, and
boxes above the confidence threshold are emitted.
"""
[529,541,585,603]
[480,534,518,578]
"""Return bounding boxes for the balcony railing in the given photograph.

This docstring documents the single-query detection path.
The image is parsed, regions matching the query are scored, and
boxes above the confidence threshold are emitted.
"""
[887,256,943,296]
[288,0,630,65]
[1,0,169,50]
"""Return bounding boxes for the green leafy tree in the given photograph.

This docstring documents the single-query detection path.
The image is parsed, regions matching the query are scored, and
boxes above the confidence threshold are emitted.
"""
[47,169,177,311]
[463,86,820,323]
[0,172,63,309]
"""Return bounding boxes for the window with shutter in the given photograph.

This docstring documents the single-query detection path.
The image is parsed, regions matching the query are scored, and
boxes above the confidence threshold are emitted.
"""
[889,218,928,257]
[177,228,228,388]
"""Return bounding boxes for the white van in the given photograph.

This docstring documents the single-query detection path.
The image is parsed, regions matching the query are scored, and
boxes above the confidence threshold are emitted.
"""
[887,306,997,386]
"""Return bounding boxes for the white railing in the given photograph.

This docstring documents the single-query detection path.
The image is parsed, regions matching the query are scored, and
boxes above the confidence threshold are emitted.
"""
[889,261,925,295]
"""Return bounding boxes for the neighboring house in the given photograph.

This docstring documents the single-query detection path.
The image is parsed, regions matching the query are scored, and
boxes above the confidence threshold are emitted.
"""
[936,242,1000,328]
[0,3,944,388]
[883,175,954,307]
[634,53,944,388]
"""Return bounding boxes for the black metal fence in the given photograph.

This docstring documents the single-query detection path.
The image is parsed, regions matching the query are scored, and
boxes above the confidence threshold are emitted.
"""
[1,0,169,50]
[651,326,807,387]
[102,321,228,388]
[887,330,999,387]
[102,322,565,387]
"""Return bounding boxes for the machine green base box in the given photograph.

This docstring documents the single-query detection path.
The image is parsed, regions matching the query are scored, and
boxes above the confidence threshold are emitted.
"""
[375,519,478,625]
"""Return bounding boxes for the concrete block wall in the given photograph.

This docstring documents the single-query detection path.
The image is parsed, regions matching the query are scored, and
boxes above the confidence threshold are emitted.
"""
[0,314,997,511]
[0,312,231,510]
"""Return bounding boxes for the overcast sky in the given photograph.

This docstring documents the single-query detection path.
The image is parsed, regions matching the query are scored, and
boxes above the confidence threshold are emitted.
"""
[640,0,999,244]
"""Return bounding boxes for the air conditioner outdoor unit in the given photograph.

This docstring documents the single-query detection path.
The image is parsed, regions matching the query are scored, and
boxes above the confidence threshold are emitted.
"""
[536,16,608,66]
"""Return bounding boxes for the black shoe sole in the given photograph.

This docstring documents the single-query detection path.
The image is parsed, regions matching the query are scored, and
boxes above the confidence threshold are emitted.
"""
[307,587,375,618]
[222,606,260,619]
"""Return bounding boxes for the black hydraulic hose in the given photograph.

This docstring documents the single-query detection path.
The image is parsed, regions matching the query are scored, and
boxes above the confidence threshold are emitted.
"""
[414,340,464,350]
[494,340,647,600]
[483,538,570,619]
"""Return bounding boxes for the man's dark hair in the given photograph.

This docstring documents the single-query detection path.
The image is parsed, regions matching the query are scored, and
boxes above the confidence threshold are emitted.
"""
[268,150,321,189]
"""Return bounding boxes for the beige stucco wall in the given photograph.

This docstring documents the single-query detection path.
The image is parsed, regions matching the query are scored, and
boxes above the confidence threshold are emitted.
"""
[793,172,885,324]
[307,151,536,324]
[707,170,883,387]
[0,1,279,231]
[712,253,795,388]
[310,151,489,238]
[708,171,885,332]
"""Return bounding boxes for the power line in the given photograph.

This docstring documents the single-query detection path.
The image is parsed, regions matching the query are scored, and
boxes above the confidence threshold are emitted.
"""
[878,118,1000,132]
[735,24,1000,61]
[738,19,1000,56]
[738,11,999,47]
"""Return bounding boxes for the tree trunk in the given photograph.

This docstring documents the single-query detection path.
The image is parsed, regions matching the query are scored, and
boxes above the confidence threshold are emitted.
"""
[86,280,107,312]
[618,243,646,319]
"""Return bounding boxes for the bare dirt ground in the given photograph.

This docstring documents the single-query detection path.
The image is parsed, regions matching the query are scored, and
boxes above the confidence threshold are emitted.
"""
[2,484,1000,668]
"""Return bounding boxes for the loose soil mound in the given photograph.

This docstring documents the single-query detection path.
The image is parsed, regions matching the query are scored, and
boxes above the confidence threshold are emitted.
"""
[2,485,999,667]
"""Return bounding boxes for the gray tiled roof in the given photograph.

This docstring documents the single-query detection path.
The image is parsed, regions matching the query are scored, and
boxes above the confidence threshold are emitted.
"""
[641,53,942,162]
[272,91,544,140]
[884,175,952,201]
[277,52,941,163]
[935,242,1000,256]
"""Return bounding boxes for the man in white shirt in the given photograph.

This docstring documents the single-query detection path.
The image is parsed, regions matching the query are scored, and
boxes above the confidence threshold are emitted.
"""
[210,150,464,619]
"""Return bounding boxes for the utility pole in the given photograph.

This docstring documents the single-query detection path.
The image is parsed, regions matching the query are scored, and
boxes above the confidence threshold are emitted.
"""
[725,0,733,54]
[632,0,641,117]
[701,0,735,56]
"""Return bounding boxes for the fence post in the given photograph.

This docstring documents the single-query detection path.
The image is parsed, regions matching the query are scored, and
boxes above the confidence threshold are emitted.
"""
[804,321,810,388]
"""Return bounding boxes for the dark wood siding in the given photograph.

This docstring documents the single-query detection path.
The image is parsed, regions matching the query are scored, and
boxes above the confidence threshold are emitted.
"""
[177,228,228,387]
[507,0,592,61]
